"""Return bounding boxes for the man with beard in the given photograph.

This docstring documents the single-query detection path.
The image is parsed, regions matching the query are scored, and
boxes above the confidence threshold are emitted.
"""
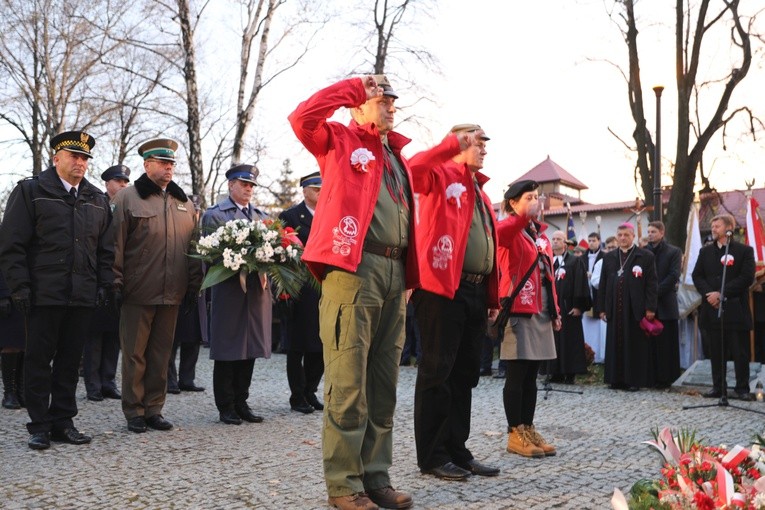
[692,214,756,400]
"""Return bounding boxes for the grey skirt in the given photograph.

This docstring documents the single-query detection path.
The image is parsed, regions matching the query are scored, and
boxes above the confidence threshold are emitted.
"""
[500,286,557,361]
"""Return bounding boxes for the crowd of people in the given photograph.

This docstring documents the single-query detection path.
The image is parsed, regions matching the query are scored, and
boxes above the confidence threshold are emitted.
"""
[0,74,759,510]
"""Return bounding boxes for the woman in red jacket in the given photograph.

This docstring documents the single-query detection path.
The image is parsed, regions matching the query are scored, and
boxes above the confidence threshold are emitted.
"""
[496,180,561,458]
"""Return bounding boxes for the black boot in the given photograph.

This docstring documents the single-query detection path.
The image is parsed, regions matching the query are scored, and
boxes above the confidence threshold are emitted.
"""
[1,352,21,409]
[16,352,25,408]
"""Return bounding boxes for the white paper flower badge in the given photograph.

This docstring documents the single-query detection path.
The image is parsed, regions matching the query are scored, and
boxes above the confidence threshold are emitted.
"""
[720,254,735,266]
[445,182,467,208]
[632,265,643,278]
[555,267,566,280]
[535,237,548,252]
[350,148,375,173]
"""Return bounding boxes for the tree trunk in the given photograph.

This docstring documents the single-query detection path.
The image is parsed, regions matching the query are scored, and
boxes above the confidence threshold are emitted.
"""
[177,0,206,209]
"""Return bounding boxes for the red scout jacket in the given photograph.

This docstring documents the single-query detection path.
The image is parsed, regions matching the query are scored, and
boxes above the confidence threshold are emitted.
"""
[497,214,560,317]
[408,155,500,307]
[288,77,455,287]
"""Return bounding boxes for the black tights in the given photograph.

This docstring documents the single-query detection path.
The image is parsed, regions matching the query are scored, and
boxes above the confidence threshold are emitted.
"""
[503,359,540,430]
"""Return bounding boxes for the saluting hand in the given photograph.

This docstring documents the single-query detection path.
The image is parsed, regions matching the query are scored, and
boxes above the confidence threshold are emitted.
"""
[363,75,383,100]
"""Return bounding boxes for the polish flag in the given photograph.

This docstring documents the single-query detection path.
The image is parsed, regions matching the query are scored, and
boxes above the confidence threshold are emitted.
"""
[746,196,765,266]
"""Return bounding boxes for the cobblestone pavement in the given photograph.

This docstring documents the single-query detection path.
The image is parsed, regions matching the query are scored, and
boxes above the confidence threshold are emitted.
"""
[1,354,764,509]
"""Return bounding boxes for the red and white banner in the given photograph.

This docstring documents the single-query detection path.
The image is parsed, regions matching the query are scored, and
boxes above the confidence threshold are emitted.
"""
[746,196,765,266]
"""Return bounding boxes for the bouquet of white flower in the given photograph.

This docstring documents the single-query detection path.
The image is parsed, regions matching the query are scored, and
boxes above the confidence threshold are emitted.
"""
[191,218,311,298]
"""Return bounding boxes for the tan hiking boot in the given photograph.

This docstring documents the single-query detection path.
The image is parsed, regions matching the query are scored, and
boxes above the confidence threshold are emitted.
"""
[525,424,557,456]
[328,493,379,510]
[506,425,544,458]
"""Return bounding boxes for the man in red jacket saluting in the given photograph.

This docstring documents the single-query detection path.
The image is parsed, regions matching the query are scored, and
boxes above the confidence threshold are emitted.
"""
[289,75,477,510]
[409,124,501,481]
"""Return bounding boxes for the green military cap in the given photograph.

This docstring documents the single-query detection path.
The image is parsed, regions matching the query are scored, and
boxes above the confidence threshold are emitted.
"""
[138,138,179,161]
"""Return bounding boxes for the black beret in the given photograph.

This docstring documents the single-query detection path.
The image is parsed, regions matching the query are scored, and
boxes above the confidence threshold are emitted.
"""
[504,179,539,201]
[101,165,131,182]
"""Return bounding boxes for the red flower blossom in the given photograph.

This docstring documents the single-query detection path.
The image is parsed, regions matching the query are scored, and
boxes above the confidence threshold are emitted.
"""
[693,491,715,510]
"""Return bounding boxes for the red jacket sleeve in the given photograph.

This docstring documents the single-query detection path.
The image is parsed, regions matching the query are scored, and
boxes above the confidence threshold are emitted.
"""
[408,135,462,194]
[288,78,367,157]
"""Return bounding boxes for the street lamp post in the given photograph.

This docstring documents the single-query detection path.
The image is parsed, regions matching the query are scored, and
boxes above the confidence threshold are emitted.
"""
[653,85,664,222]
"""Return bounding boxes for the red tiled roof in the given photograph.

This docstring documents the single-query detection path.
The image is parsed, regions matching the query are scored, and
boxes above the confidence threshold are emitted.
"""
[514,156,589,190]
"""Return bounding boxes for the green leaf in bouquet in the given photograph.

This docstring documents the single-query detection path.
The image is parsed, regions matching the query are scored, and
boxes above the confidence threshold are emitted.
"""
[269,263,311,298]
[201,264,237,290]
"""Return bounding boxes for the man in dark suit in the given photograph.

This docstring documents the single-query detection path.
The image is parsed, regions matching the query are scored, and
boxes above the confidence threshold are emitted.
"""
[692,214,756,401]
[84,165,130,402]
[597,222,658,391]
[646,220,682,388]
[0,131,114,449]
[548,231,591,383]
[278,171,324,414]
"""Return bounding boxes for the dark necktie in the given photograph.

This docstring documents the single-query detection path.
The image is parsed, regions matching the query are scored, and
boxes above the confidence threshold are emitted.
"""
[69,187,77,199]
[382,144,408,208]
[554,257,561,271]
[242,206,251,220]
[473,180,491,234]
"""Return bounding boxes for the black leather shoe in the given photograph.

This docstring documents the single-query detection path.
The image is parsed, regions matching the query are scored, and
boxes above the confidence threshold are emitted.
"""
[305,394,324,411]
[102,388,122,399]
[2,392,21,409]
[291,402,315,414]
[127,416,147,433]
[456,458,500,477]
[146,414,173,431]
[179,384,205,392]
[492,370,506,379]
[167,386,181,395]
[479,368,493,376]
[625,386,640,392]
[28,432,51,450]
[219,410,242,425]
[87,392,104,402]
[51,427,92,445]
[235,406,264,423]
[703,389,722,398]
[735,391,754,402]
[421,461,470,481]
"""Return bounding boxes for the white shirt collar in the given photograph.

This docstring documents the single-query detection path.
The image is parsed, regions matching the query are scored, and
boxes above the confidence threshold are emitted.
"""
[59,177,77,194]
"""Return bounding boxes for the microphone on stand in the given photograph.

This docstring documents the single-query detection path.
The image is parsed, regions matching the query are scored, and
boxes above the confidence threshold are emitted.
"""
[725,230,733,238]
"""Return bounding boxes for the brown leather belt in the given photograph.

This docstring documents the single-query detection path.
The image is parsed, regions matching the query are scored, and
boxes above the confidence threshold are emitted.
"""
[461,272,488,284]
[364,241,407,260]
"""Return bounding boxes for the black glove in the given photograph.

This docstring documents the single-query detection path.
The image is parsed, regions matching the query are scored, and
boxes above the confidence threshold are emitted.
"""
[95,286,110,308]
[181,291,198,315]
[11,288,32,316]
[112,288,123,312]
[0,298,11,317]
